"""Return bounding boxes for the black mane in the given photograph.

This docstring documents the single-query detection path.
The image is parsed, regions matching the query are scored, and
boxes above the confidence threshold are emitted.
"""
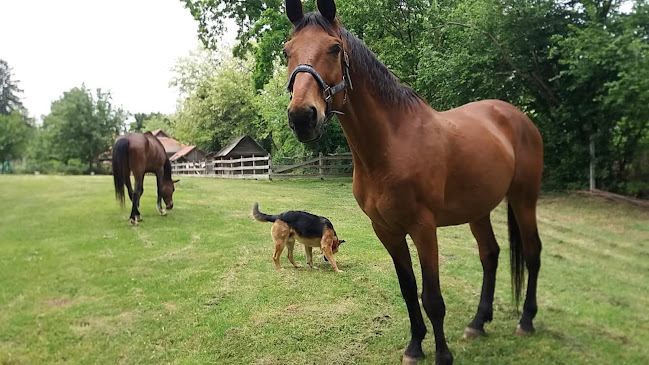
[292,12,422,106]
[163,158,172,181]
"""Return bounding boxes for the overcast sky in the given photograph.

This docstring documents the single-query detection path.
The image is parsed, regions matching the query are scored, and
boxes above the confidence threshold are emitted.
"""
[1,0,234,120]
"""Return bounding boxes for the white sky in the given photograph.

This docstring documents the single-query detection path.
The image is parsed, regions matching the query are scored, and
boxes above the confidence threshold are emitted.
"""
[0,0,234,120]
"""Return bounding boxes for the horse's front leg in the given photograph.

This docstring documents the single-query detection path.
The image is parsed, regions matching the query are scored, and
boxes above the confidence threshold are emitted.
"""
[155,173,167,216]
[372,222,427,364]
[409,215,453,365]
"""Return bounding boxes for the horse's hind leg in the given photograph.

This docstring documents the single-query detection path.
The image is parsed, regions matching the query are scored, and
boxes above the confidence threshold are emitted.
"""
[464,214,500,339]
[508,196,542,336]
[125,172,134,201]
[129,173,144,225]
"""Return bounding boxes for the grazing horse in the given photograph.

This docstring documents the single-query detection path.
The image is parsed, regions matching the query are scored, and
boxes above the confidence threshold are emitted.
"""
[283,1,543,364]
[112,132,177,225]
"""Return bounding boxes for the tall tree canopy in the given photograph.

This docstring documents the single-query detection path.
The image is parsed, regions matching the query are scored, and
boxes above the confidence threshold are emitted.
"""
[42,86,127,169]
[0,59,32,162]
[0,59,24,115]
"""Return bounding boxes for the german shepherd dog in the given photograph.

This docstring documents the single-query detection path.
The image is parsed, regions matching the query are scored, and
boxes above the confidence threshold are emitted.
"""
[252,203,345,272]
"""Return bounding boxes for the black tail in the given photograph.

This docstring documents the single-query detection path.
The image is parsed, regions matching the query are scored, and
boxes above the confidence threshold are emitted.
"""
[252,202,277,222]
[112,138,130,206]
[508,203,525,310]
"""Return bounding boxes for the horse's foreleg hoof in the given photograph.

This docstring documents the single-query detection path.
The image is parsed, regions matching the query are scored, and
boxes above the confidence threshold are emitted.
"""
[129,218,138,226]
[135,215,143,222]
[435,350,454,365]
[159,210,167,216]
[515,323,535,337]
[463,326,486,340]
[402,355,424,365]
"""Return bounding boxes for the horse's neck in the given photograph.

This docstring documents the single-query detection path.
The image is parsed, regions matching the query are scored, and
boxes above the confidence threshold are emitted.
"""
[338,83,427,171]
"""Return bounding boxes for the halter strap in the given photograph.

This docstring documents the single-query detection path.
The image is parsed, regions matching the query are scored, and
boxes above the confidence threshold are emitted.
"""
[287,50,353,125]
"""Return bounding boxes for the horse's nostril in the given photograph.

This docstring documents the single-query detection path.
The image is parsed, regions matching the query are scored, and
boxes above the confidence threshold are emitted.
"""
[309,106,317,120]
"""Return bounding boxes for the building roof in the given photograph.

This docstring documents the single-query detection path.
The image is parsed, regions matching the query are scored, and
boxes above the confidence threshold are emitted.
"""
[215,135,268,157]
[151,129,169,138]
[157,136,182,153]
[170,145,197,162]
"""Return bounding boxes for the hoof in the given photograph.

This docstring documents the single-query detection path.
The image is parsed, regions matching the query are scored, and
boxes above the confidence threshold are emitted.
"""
[135,215,143,222]
[402,354,424,365]
[515,323,535,337]
[129,218,138,226]
[159,210,167,216]
[463,326,486,340]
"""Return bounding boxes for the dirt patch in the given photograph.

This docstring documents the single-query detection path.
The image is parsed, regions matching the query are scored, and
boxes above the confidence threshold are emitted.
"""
[163,302,178,311]
[45,298,77,308]
[70,311,135,336]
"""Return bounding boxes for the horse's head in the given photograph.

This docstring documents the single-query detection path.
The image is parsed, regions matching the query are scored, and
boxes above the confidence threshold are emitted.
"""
[284,0,351,143]
[161,179,179,210]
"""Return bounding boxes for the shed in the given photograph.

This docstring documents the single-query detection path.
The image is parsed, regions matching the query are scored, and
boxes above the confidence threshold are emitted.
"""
[215,136,268,158]
[170,145,205,163]
[212,136,269,177]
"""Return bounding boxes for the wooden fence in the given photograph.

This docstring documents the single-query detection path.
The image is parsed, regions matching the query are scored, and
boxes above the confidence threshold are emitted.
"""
[170,153,352,180]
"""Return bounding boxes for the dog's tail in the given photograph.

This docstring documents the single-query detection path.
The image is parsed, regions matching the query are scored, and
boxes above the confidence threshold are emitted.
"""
[252,202,277,222]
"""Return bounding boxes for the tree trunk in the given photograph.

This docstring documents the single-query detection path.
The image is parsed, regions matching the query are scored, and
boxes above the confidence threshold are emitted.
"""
[590,139,596,191]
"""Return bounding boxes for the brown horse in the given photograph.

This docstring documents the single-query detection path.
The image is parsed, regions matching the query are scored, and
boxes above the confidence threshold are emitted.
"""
[112,132,177,225]
[283,1,543,364]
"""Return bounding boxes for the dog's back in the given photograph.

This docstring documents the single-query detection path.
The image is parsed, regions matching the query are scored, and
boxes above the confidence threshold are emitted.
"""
[253,202,336,238]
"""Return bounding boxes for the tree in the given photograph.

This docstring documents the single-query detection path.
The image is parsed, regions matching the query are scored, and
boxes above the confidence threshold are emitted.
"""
[130,112,175,134]
[42,86,127,170]
[0,110,32,162]
[172,48,262,152]
[0,59,24,115]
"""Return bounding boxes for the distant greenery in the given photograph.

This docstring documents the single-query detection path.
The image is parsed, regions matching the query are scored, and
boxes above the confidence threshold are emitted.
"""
[0,59,33,163]
[170,47,347,158]
[36,86,127,172]
[1,175,648,364]
[181,0,649,195]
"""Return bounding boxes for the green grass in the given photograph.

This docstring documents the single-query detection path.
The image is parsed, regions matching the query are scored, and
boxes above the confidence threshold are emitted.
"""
[1,175,648,364]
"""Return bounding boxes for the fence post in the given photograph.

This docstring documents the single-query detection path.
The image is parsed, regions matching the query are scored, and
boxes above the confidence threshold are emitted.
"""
[318,152,323,179]
[268,154,272,181]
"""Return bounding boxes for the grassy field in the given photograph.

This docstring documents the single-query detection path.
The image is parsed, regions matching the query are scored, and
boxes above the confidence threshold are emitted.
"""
[1,175,648,365]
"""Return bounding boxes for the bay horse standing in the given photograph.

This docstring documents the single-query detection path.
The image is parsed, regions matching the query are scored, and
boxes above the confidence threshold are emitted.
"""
[112,132,177,225]
[283,1,543,364]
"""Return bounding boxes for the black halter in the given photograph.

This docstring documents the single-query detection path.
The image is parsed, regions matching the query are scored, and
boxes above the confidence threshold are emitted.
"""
[287,50,353,125]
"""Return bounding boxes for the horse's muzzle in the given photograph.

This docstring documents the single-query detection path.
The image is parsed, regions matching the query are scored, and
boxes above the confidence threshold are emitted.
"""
[288,105,320,142]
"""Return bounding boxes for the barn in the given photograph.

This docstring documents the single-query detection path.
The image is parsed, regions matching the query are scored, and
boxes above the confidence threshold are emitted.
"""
[210,136,269,177]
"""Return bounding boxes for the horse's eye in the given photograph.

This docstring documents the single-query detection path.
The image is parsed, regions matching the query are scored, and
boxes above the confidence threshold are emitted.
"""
[282,49,289,59]
[329,44,342,56]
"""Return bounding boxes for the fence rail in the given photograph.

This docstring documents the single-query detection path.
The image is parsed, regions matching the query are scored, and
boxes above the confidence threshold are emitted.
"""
[170,153,352,180]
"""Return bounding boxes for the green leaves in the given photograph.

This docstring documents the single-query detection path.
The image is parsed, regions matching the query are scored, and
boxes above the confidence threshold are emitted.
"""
[41,86,127,168]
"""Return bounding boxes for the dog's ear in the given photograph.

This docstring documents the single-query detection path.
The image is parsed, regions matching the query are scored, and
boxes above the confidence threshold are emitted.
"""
[172,179,180,184]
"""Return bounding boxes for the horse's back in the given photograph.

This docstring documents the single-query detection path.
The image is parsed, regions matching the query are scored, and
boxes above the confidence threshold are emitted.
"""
[120,133,167,173]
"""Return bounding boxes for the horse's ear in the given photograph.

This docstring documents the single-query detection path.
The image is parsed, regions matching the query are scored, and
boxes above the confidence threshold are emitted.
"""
[286,0,304,25]
[339,239,345,244]
[317,0,337,24]
[173,179,180,184]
